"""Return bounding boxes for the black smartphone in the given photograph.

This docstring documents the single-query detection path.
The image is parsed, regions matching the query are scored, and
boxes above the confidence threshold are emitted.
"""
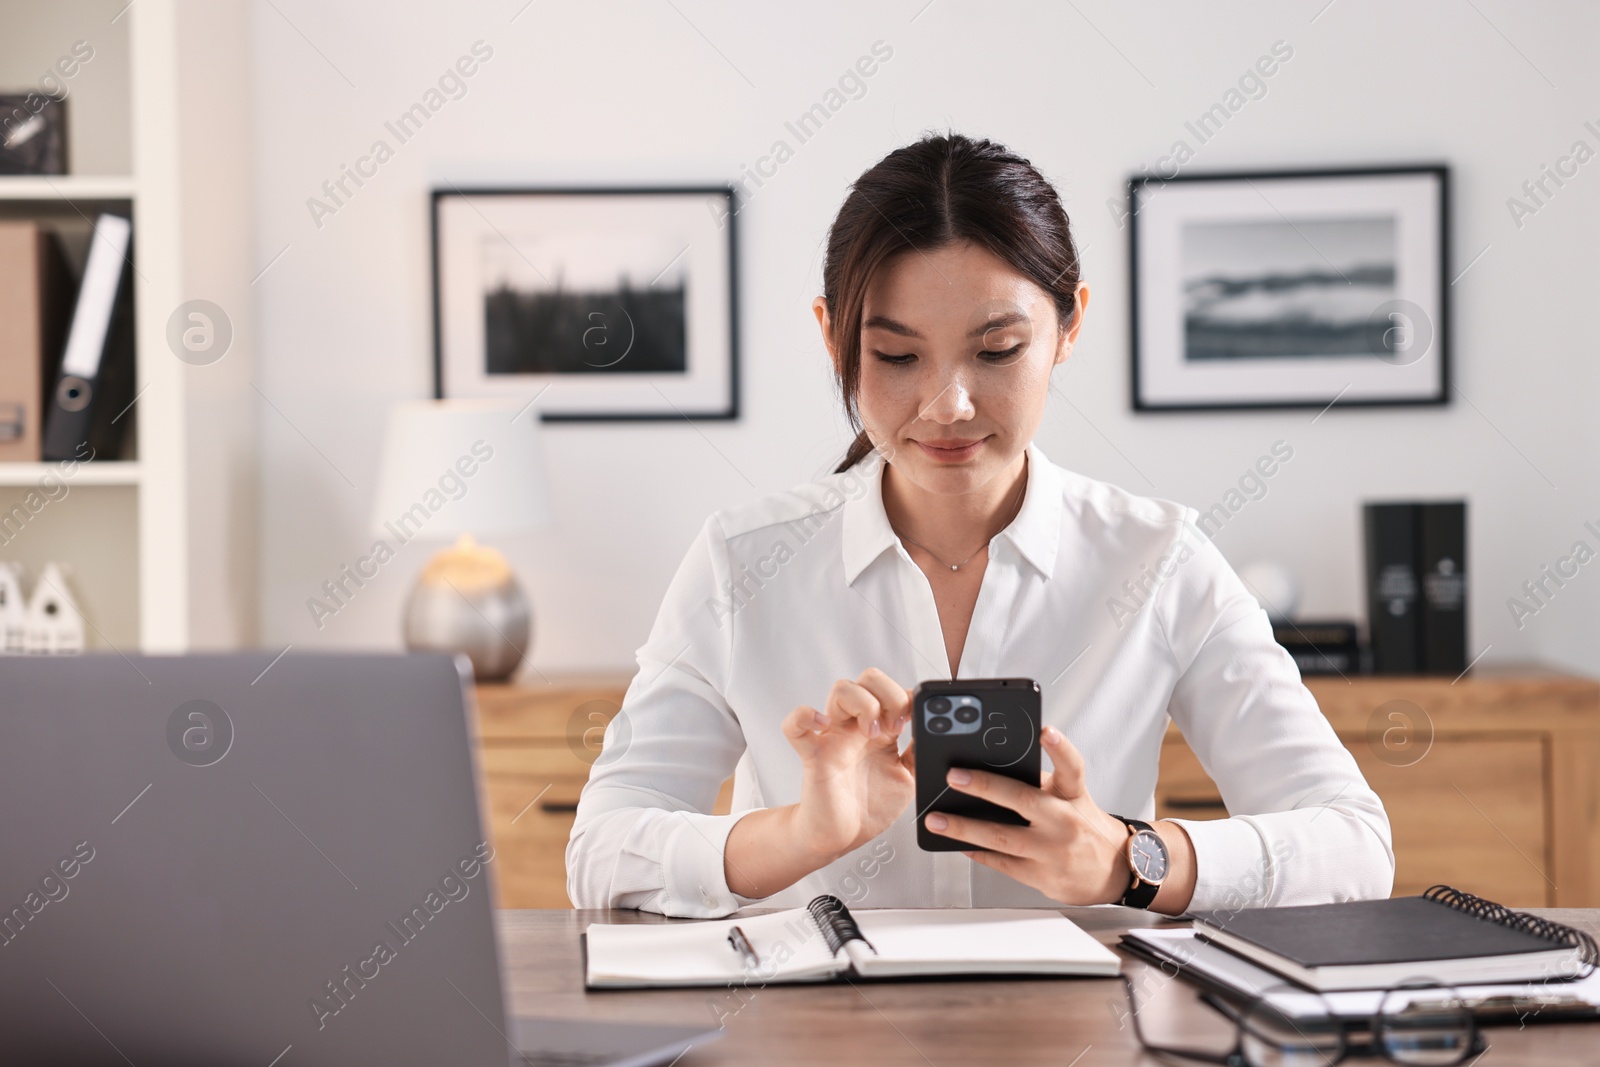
[912,677,1042,851]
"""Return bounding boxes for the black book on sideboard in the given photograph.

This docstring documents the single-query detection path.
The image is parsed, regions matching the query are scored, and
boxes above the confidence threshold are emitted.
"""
[1363,501,1468,675]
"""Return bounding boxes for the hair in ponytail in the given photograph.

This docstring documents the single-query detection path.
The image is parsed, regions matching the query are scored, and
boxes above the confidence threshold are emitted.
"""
[820,132,1082,474]
[835,429,876,473]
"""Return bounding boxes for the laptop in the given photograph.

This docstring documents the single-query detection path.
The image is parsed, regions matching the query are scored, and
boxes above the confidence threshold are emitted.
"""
[0,651,721,1066]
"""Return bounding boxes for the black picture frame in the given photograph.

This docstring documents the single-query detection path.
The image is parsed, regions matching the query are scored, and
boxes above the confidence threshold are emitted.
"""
[0,93,69,175]
[1128,164,1450,413]
[431,185,739,422]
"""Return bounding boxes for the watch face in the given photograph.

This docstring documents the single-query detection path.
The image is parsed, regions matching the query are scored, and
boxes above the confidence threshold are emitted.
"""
[1129,829,1169,884]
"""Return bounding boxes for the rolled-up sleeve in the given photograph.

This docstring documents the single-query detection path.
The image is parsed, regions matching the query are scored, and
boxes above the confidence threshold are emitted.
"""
[1158,522,1396,913]
[565,515,759,917]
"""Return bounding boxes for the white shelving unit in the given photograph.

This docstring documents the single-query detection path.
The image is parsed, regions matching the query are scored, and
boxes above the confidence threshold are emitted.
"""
[0,462,141,487]
[0,0,257,652]
[0,175,139,201]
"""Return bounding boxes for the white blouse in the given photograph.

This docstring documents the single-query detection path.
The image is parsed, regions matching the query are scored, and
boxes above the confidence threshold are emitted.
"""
[567,442,1394,917]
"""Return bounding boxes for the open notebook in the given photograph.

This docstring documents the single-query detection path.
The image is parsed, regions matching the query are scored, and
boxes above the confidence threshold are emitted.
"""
[584,895,1121,989]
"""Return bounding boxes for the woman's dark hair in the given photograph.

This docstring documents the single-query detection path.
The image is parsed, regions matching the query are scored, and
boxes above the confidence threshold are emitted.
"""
[822,132,1082,473]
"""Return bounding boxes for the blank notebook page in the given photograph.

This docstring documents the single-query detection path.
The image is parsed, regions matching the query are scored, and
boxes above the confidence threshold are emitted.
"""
[586,909,844,986]
[846,909,1120,975]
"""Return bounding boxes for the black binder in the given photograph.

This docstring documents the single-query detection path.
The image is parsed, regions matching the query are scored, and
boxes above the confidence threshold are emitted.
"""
[41,213,135,461]
[1363,502,1469,675]
[1364,503,1421,673]
[1418,502,1468,674]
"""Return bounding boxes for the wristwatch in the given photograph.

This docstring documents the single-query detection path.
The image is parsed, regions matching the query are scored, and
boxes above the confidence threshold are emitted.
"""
[1111,816,1169,909]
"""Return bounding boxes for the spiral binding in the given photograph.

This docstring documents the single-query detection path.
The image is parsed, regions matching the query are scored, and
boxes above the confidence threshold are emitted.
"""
[807,894,877,957]
[1423,884,1598,977]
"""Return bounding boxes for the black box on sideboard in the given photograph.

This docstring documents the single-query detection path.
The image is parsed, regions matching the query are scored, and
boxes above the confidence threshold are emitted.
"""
[1272,620,1361,676]
[1363,501,1468,675]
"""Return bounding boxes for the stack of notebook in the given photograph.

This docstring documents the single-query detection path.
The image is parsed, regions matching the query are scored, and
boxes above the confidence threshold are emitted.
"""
[1122,885,1600,1021]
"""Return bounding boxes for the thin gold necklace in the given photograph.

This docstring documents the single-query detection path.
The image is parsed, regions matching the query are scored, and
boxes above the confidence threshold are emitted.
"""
[891,474,1028,572]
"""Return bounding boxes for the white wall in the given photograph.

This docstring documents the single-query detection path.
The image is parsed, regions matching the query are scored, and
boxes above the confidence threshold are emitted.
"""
[250,0,1600,676]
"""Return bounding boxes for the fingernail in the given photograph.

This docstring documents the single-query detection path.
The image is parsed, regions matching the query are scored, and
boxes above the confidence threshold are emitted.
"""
[814,710,830,727]
[926,813,948,830]
[869,720,881,738]
[947,768,971,786]
[1042,726,1062,745]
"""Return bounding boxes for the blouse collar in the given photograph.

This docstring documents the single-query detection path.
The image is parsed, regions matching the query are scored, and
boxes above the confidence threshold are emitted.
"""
[841,440,1062,586]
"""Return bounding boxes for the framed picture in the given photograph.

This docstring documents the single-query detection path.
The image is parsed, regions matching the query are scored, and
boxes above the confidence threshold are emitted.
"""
[1129,166,1448,412]
[0,94,68,175]
[432,186,738,421]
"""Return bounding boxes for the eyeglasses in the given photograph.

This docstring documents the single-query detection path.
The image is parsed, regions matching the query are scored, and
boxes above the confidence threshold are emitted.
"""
[1119,972,1484,1067]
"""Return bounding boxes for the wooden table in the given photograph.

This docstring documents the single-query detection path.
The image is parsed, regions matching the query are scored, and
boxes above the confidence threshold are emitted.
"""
[498,907,1600,1066]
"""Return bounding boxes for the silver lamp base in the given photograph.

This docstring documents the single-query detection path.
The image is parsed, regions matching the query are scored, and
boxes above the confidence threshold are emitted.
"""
[402,535,531,683]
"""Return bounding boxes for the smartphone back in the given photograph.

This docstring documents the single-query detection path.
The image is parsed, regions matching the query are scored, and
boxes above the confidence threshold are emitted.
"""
[913,678,1041,851]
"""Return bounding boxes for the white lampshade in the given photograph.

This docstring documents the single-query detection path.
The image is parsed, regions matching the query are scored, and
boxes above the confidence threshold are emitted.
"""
[369,399,553,540]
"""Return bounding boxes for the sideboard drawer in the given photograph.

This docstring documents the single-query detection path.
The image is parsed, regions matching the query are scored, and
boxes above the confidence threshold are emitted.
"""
[1156,733,1552,907]
[481,770,588,908]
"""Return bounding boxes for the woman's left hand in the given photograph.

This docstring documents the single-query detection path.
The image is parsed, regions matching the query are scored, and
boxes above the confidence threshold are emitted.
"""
[922,725,1134,906]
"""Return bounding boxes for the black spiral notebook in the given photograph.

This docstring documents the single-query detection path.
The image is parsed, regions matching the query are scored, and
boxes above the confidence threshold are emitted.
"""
[1191,885,1599,992]
[583,895,1119,988]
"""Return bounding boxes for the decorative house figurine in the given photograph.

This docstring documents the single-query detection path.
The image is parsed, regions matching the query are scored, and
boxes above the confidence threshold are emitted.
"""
[0,562,24,653]
[23,562,85,654]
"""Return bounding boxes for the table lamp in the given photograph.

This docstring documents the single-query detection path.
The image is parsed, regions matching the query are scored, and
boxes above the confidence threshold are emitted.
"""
[370,398,553,681]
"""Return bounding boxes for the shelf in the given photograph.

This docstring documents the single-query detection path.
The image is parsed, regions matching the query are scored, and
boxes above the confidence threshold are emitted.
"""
[0,2,255,651]
[0,175,136,201]
[0,462,141,487]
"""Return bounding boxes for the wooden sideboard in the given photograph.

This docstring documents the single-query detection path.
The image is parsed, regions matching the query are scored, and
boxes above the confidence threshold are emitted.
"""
[1157,667,1600,908]
[469,678,630,910]
[471,666,1600,909]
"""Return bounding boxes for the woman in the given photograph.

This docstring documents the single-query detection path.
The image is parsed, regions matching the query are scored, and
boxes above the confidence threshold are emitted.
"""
[567,133,1393,918]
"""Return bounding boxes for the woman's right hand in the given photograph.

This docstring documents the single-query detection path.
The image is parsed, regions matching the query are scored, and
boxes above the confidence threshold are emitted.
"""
[723,668,914,900]
[779,667,916,862]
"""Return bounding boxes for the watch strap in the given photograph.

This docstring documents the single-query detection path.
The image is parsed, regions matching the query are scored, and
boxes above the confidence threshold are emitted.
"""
[1113,816,1162,909]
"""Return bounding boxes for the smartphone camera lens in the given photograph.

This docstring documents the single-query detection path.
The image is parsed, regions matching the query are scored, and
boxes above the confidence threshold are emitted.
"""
[953,705,980,724]
[926,715,953,734]
[926,697,951,715]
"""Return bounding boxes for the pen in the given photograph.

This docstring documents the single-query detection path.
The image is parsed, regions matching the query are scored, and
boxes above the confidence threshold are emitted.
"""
[727,925,761,969]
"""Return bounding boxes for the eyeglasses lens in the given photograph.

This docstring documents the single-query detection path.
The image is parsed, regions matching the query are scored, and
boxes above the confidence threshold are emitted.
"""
[1238,995,1346,1067]
[1374,986,1475,1066]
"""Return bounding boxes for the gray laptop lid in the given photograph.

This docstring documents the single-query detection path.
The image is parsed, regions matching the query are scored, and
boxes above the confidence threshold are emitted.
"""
[0,651,515,1066]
